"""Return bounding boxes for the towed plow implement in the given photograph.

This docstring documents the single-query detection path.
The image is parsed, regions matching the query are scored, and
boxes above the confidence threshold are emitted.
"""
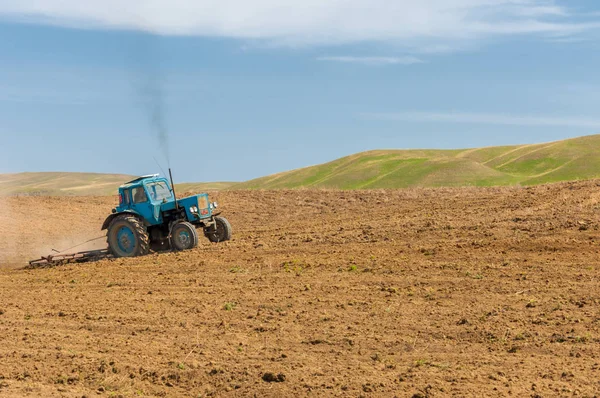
[28,249,111,267]
[28,236,110,267]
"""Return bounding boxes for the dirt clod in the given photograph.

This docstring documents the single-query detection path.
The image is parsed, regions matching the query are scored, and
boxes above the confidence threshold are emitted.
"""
[262,372,286,383]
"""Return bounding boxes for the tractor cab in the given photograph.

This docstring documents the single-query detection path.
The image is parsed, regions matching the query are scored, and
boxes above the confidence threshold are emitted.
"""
[115,175,173,225]
[117,174,171,205]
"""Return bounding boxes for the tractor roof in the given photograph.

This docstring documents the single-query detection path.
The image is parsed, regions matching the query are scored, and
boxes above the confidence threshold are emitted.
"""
[119,174,165,189]
[125,174,160,184]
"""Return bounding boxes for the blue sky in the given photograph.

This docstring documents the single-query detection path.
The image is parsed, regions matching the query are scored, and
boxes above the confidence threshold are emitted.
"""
[0,0,599,182]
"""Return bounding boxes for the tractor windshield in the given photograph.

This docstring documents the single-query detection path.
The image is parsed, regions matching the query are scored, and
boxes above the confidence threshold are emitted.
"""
[147,182,172,202]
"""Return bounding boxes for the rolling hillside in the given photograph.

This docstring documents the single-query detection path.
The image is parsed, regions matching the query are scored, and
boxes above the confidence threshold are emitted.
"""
[0,172,235,196]
[2,134,600,195]
[177,182,237,193]
[0,172,135,196]
[237,134,600,189]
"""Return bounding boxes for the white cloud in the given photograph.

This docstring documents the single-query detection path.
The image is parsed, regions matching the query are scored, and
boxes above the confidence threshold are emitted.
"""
[317,56,424,66]
[0,0,597,48]
[362,111,600,129]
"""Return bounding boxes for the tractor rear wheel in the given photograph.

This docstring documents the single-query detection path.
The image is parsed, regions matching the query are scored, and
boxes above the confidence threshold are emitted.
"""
[107,214,150,258]
[205,216,232,243]
[170,221,199,251]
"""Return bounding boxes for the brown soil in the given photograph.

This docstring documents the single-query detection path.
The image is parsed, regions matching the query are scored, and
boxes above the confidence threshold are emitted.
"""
[1,182,600,397]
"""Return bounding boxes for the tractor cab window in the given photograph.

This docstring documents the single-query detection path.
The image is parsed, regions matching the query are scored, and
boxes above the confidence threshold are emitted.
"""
[132,187,148,204]
[147,182,172,202]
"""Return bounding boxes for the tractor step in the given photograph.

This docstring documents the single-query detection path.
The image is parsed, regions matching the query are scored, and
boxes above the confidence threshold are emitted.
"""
[28,249,111,267]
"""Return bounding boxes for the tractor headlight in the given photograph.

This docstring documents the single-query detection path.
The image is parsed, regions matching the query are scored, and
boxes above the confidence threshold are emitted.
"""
[213,202,218,209]
[190,206,198,213]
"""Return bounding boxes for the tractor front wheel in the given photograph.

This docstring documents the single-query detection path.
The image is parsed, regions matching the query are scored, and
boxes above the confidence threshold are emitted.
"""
[107,215,150,258]
[205,216,232,243]
[170,221,199,251]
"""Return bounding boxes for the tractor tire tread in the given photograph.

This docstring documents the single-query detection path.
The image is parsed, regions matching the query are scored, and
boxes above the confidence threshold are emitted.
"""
[107,214,150,257]
[206,216,232,243]
[170,221,199,251]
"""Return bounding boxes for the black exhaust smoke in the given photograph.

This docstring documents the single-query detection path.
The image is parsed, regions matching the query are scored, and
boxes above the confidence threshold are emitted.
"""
[146,82,171,167]
[130,34,172,168]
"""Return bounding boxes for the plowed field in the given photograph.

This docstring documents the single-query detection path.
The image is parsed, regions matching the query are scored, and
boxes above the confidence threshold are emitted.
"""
[1,182,600,397]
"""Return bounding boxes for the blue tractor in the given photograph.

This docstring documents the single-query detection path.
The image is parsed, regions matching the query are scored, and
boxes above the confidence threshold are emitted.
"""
[101,173,231,258]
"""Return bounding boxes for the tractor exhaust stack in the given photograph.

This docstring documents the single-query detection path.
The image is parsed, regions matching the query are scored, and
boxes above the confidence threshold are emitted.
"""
[169,168,179,210]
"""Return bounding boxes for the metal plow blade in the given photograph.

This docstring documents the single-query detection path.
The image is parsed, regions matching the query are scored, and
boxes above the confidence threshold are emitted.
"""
[28,249,111,267]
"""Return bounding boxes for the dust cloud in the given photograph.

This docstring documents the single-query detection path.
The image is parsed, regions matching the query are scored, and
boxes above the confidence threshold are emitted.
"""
[0,198,16,266]
[0,196,111,268]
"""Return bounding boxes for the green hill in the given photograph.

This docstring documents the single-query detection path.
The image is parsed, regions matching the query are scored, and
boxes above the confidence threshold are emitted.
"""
[177,182,237,193]
[3,134,600,194]
[0,172,135,196]
[0,172,235,196]
[237,134,600,189]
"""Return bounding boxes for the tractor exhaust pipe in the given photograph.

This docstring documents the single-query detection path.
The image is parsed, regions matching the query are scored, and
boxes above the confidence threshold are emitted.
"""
[169,168,179,210]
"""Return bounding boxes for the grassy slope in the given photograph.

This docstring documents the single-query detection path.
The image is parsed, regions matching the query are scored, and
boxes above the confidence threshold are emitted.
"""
[0,172,135,196]
[177,182,237,193]
[0,172,236,196]
[3,135,600,194]
[237,134,600,189]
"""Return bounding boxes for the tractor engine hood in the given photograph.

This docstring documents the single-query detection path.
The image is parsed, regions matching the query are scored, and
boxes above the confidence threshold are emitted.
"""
[164,194,214,221]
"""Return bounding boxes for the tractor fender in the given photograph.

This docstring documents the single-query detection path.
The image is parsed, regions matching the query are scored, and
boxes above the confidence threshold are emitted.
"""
[101,211,142,231]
